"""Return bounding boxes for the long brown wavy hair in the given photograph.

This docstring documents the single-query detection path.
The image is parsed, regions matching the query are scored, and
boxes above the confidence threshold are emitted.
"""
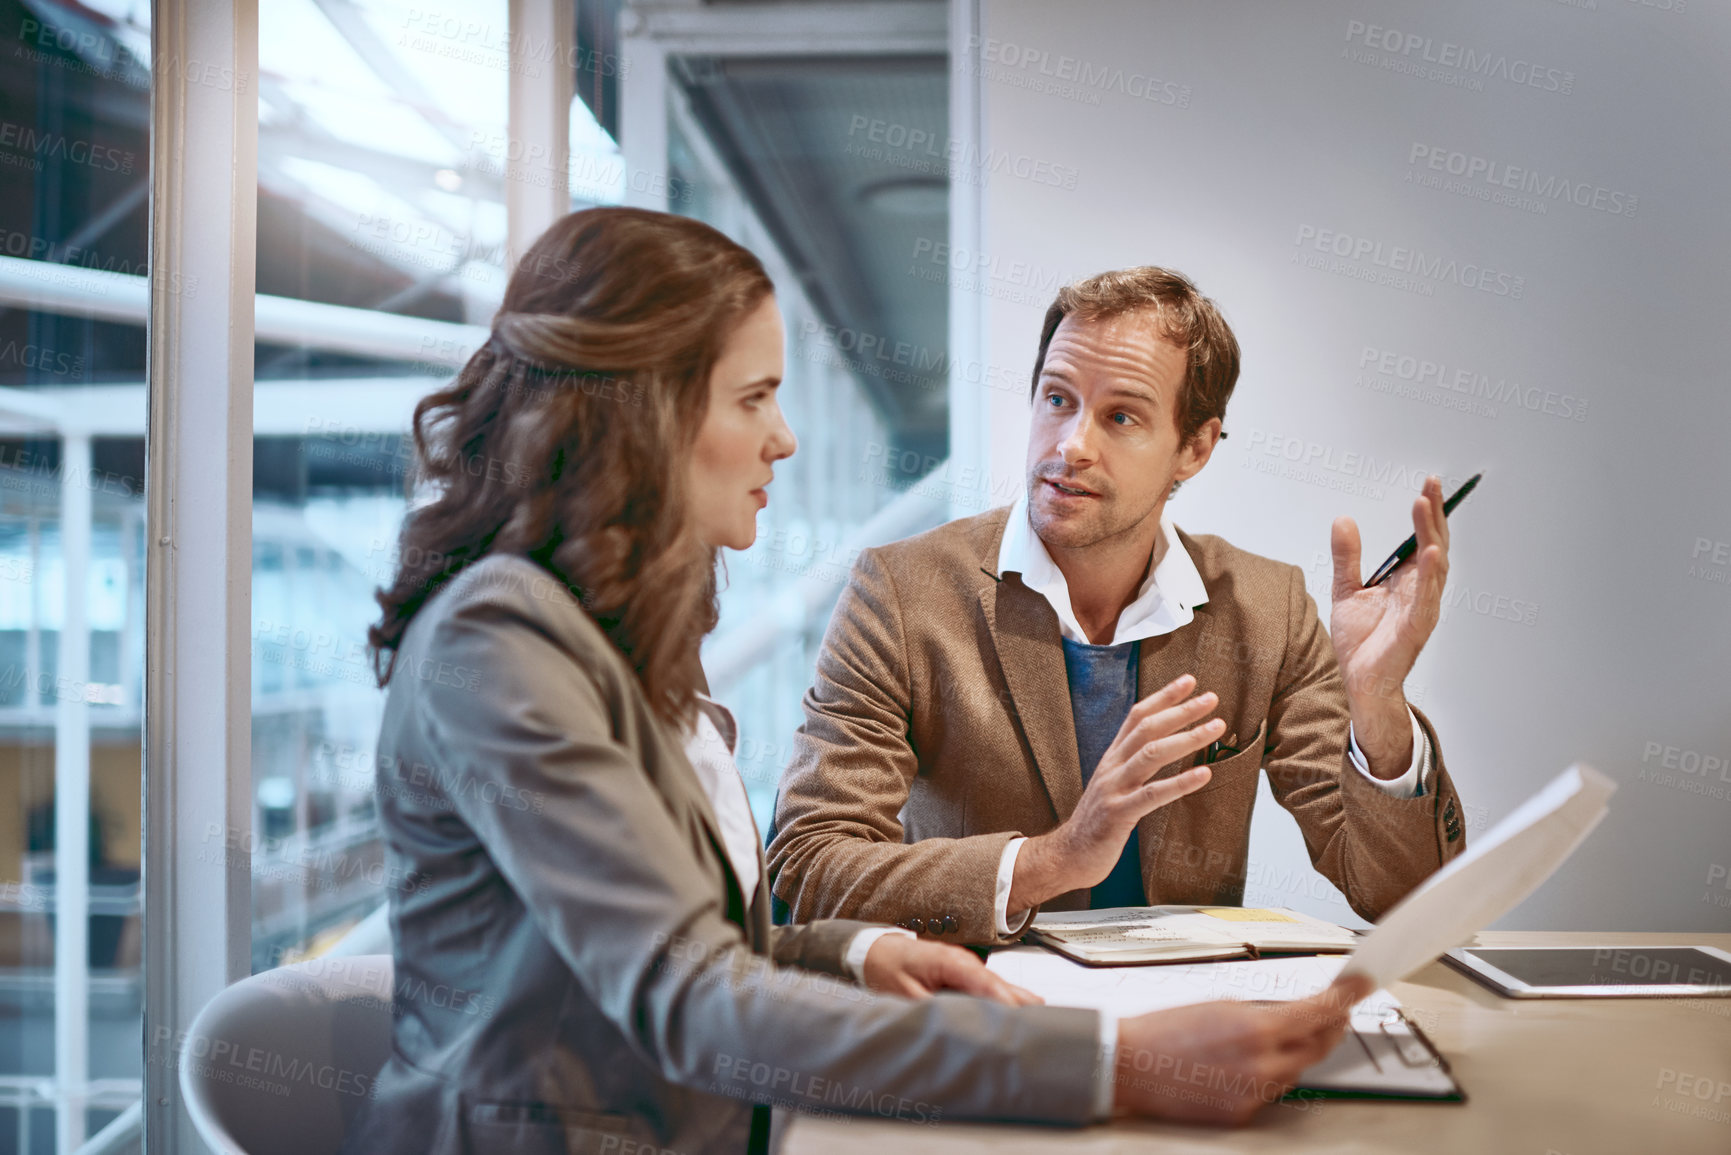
[367,207,774,724]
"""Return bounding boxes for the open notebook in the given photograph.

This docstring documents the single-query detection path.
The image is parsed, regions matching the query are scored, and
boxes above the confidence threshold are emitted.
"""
[1029,905,1358,966]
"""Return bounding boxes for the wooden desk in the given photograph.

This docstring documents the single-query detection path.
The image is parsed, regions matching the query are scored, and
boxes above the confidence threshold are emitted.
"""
[785,932,1731,1155]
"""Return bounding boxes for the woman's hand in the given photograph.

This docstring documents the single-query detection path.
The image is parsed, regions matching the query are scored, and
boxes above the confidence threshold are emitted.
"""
[1112,973,1373,1124]
[861,935,1044,1006]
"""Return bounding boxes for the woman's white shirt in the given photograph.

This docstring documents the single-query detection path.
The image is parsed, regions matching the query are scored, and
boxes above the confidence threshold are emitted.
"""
[684,695,763,901]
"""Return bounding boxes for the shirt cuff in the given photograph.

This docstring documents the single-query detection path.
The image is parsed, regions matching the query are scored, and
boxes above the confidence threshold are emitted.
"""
[842,926,915,982]
[995,837,1035,937]
[1093,1011,1118,1119]
[1347,708,1431,798]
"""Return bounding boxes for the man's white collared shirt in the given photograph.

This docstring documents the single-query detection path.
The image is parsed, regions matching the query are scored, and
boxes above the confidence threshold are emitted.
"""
[998,493,1207,646]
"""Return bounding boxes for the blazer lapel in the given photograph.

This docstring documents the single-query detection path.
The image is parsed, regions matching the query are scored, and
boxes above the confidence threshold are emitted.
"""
[688,779,761,942]
[748,851,773,947]
[652,716,759,939]
[978,577,1085,822]
[1134,608,1211,762]
[546,580,761,943]
[1135,602,1212,893]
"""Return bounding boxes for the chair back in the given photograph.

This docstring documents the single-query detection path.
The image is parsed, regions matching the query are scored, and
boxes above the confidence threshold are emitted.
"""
[178,954,394,1155]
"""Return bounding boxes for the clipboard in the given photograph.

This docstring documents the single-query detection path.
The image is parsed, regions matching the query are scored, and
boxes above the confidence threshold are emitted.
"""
[1288,1004,1464,1101]
[983,948,1467,1102]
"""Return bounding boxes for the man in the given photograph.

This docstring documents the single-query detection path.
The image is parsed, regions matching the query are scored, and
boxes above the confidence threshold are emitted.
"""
[767,267,1467,944]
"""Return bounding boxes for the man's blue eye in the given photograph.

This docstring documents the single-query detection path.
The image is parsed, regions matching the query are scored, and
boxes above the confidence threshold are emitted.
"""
[1047,394,1065,406]
[1113,413,1131,425]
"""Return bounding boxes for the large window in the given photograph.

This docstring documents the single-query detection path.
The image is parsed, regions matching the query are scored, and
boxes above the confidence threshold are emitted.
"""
[0,1,951,1148]
[243,0,955,978]
[246,0,518,974]
[0,1,152,1149]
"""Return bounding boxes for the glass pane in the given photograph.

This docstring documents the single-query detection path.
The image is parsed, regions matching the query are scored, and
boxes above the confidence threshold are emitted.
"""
[246,2,950,972]
[667,58,952,829]
[249,0,512,973]
[0,2,152,1148]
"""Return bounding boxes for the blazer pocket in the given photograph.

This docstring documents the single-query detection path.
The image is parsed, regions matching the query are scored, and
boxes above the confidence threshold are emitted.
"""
[1186,720,1267,795]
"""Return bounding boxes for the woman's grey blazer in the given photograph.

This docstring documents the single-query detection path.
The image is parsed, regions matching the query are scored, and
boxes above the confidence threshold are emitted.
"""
[338,555,1101,1155]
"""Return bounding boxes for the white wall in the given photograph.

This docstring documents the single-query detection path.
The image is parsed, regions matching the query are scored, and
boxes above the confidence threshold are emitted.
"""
[954,0,1731,931]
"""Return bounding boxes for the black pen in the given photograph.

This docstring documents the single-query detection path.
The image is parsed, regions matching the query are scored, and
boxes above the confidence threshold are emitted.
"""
[1364,473,1481,588]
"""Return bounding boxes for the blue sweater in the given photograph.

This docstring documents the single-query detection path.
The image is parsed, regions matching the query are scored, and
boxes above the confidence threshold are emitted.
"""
[1060,636,1146,909]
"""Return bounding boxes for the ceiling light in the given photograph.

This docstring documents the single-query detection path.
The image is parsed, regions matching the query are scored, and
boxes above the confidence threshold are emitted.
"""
[856,177,947,217]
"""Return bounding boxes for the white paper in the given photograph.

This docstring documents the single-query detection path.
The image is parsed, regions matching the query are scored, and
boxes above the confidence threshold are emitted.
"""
[1342,762,1615,989]
[988,948,1362,1015]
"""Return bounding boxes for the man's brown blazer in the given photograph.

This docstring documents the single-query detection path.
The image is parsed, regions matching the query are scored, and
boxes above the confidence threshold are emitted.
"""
[766,506,1467,945]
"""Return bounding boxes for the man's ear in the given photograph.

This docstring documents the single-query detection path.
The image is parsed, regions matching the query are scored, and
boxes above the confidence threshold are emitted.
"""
[1173,417,1224,485]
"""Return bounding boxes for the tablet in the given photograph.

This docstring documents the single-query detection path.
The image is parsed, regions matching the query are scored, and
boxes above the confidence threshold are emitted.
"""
[1443,945,1731,998]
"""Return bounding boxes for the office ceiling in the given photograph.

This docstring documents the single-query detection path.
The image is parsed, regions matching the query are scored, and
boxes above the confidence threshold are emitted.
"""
[5,0,956,463]
[673,51,950,458]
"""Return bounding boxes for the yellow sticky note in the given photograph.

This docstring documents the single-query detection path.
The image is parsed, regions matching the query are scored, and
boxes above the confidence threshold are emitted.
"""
[1198,907,1298,923]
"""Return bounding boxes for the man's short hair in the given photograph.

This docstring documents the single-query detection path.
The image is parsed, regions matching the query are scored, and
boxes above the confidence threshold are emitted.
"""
[1030,266,1241,445]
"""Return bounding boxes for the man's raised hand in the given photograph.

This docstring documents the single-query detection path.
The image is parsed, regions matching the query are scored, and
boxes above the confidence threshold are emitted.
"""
[1327,475,1451,774]
[1008,674,1220,913]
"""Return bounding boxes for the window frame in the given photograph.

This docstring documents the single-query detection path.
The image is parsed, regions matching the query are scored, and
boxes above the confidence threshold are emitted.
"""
[140,0,578,1145]
[142,0,260,1148]
[140,1,957,1147]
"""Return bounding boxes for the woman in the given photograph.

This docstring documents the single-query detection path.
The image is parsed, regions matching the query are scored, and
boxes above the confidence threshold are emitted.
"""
[344,207,1363,1154]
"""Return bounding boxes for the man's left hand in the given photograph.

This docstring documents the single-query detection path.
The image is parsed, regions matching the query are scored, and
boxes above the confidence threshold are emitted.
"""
[1329,475,1451,776]
[861,935,1044,1005]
